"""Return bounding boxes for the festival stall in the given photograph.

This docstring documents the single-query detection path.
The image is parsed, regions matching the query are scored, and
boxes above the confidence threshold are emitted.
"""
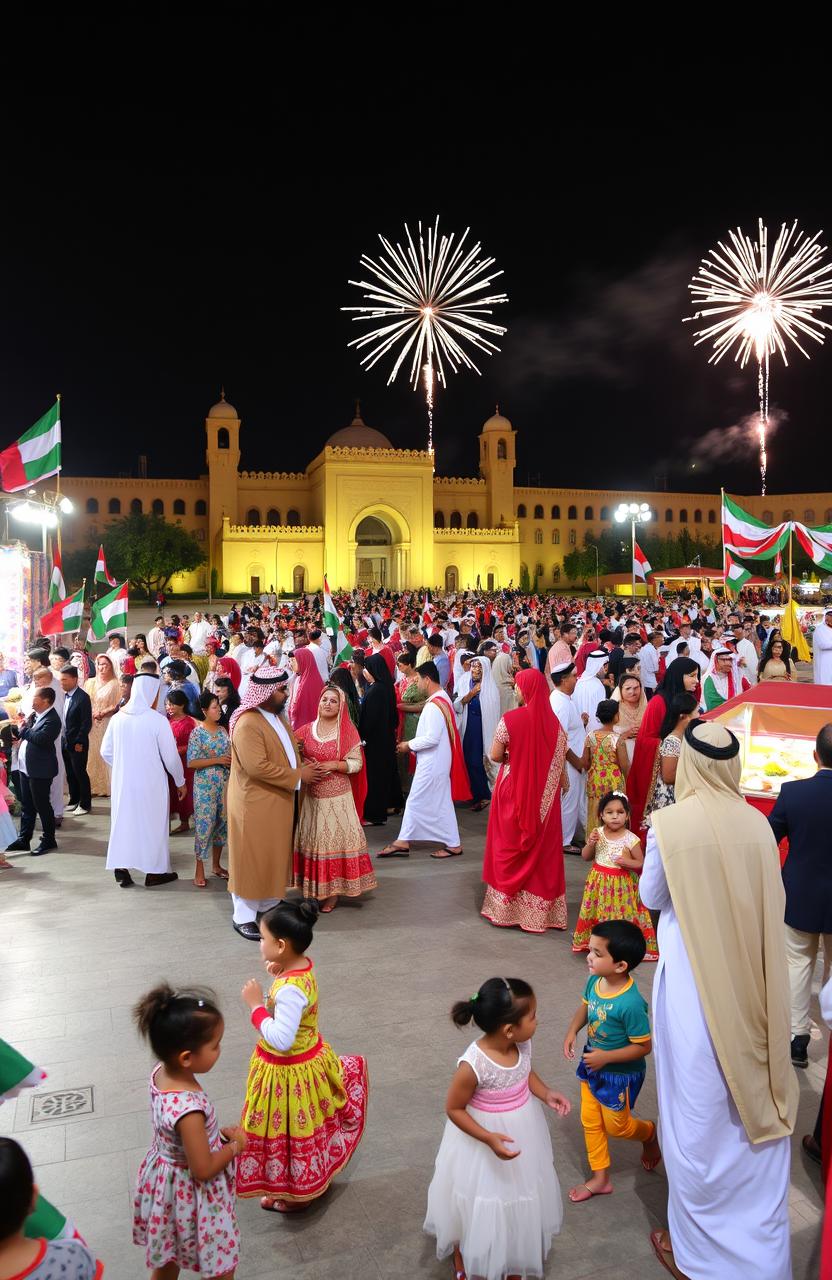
[702,682,832,822]
[0,543,50,676]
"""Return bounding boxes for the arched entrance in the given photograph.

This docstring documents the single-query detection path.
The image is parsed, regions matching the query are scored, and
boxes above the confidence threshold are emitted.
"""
[445,565,459,593]
[355,515,392,587]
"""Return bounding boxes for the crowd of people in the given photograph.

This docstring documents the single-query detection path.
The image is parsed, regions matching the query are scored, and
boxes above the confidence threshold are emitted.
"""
[2,582,832,1279]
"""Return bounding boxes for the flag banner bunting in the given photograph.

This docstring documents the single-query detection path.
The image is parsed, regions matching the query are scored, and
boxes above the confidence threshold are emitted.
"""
[633,541,652,581]
[724,548,752,593]
[722,493,790,561]
[0,401,61,492]
[95,544,118,587]
[794,521,832,574]
[39,584,84,636]
[89,581,128,640]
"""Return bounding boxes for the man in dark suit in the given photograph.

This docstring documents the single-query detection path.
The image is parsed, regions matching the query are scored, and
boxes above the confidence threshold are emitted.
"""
[59,664,92,814]
[769,723,832,1068]
[6,686,62,855]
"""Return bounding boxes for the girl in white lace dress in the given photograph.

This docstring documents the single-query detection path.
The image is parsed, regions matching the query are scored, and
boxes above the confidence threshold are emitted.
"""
[424,977,569,1280]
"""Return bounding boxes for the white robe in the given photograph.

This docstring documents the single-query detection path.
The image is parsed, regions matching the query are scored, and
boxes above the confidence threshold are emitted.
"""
[572,675,606,733]
[640,831,792,1280]
[813,619,832,685]
[101,697,184,873]
[549,688,586,844]
[397,698,460,847]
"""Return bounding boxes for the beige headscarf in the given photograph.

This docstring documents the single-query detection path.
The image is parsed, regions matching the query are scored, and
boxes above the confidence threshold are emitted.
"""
[651,720,797,1144]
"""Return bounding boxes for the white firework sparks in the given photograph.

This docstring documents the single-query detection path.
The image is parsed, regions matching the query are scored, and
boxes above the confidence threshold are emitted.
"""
[685,218,832,492]
[343,217,508,450]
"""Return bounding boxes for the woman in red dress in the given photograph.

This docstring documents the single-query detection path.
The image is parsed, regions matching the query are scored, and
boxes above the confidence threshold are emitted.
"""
[481,668,569,933]
[165,689,195,834]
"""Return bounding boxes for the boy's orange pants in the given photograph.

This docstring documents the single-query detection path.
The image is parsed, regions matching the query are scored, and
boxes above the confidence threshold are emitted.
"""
[580,1081,655,1170]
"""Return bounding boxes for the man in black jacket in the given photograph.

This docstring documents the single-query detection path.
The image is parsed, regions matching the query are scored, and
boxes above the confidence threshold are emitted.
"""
[769,723,832,1067]
[6,687,62,855]
[60,664,92,814]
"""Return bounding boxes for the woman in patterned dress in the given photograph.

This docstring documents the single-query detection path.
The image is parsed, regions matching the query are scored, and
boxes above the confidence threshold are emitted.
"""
[481,668,570,933]
[84,654,121,796]
[643,692,697,828]
[293,685,377,912]
[187,691,231,888]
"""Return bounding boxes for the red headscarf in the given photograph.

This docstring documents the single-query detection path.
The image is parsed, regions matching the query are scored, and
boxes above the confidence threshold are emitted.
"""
[289,645,325,730]
[217,655,241,690]
[327,684,367,821]
[503,668,560,853]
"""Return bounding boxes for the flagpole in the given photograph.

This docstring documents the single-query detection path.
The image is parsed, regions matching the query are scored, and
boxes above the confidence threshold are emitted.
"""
[56,394,62,556]
[788,523,793,605]
[630,516,636,601]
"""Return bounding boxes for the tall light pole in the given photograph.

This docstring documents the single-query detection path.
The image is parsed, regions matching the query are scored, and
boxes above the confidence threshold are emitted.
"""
[586,542,600,597]
[615,501,652,600]
[6,489,74,554]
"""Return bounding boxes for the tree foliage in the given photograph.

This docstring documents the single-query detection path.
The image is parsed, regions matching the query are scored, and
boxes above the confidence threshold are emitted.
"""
[63,514,205,597]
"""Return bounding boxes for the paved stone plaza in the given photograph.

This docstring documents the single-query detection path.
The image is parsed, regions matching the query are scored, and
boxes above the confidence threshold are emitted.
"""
[1,800,827,1278]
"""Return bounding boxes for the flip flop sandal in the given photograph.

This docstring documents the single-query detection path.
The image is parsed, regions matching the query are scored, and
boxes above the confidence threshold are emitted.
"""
[260,1197,306,1213]
[213,868,229,880]
[649,1231,680,1277]
[430,848,464,859]
[378,845,410,858]
[568,1182,613,1202]
[641,1126,662,1171]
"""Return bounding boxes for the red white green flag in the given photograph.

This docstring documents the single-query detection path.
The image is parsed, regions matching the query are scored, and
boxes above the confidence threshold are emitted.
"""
[90,580,128,639]
[722,492,790,564]
[49,539,66,604]
[39,584,84,636]
[0,401,61,492]
[322,575,353,662]
[633,541,652,581]
[724,548,752,593]
[95,544,117,587]
[794,521,832,573]
[774,549,783,577]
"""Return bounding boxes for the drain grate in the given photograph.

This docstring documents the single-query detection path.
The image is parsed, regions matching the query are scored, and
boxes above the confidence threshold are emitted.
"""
[30,1087,94,1123]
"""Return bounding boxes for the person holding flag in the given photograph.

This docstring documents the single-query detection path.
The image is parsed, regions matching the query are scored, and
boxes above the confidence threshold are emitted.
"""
[322,576,353,665]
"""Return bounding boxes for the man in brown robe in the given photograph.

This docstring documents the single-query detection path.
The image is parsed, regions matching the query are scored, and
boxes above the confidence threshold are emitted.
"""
[227,664,324,940]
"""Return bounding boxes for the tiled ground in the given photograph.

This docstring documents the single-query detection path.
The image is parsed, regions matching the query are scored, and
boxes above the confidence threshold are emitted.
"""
[1,803,825,1278]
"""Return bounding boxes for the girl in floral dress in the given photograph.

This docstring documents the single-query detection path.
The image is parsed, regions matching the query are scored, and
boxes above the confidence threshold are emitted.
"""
[132,985,244,1278]
[572,791,657,959]
[580,698,630,834]
[240,899,368,1212]
[187,691,231,888]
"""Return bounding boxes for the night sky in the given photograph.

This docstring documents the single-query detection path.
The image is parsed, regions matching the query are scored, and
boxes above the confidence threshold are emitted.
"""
[2,99,829,498]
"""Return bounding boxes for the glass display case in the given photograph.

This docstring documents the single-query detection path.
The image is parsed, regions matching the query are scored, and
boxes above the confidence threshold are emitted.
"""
[702,683,832,802]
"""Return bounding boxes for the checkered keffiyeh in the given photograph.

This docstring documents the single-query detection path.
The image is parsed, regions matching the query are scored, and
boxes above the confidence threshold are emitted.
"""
[228,662,289,736]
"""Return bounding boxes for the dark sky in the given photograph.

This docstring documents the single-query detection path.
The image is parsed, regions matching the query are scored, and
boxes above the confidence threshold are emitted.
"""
[2,97,829,498]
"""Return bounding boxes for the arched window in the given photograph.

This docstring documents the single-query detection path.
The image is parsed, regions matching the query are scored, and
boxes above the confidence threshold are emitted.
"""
[497,438,507,460]
[782,509,793,521]
[217,428,229,449]
[551,504,560,519]
[445,565,458,592]
[152,498,164,515]
[267,508,281,525]
[679,508,688,523]
[552,564,561,582]
[600,506,610,519]
[131,498,142,514]
[569,529,577,545]
[804,508,815,523]
[665,508,673,523]
[195,499,207,516]
[534,563,544,579]
[708,510,716,524]
[552,529,560,544]
[694,509,702,523]
[246,508,261,525]
[466,512,479,529]
[173,499,185,515]
[109,497,121,514]
[762,509,774,524]
[86,497,99,514]
[450,511,462,529]
[434,510,445,528]
[533,504,544,519]
[517,504,527,518]
[534,529,543,544]
[287,509,300,526]
[584,505,594,520]
[568,505,577,519]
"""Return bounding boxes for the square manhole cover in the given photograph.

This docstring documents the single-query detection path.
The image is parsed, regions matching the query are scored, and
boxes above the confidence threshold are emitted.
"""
[30,1087,94,1123]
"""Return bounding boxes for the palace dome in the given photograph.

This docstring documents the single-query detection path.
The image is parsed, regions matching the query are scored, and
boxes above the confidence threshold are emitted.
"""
[208,389,238,417]
[483,407,513,432]
[327,405,391,449]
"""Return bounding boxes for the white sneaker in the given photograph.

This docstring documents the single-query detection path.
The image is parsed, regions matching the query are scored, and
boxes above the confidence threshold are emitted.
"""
[74,806,90,815]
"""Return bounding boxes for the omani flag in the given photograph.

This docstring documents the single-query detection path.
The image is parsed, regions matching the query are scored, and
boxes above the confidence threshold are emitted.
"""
[95,544,118,587]
[90,581,129,640]
[724,549,751,594]
[39,584,84,637]
[49,539,66,604]
[633,541,652,581]
[0,401,61,492]
[322,575,353,662]
[794,521,832,574]
[722,492,790,562]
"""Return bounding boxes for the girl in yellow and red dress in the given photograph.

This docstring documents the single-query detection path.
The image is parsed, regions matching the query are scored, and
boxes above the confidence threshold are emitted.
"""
[572,790,657,960]
[239,900,368,1212]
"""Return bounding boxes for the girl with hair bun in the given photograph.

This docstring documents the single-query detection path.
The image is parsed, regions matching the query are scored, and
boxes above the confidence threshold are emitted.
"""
[131,983,243,1278]
[239,898,368,1211]
[424,976,569,1280]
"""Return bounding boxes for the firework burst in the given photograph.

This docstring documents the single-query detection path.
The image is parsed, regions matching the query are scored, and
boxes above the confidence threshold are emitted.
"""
[343,217,508,451]
[685,218,832,492]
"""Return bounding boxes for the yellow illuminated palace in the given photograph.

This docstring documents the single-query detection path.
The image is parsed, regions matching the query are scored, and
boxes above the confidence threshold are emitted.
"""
[59,393,832,596]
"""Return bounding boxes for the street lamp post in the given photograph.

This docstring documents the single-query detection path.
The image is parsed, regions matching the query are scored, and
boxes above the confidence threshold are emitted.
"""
[6,489,74,553]
[614,501,652,601]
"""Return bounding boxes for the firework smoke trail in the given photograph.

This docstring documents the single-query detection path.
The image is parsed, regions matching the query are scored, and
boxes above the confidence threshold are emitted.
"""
[686,218,832,493]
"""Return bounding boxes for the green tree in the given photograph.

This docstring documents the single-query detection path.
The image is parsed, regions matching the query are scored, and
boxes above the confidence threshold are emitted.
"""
[104,513,205,598]
[62,545,99,593]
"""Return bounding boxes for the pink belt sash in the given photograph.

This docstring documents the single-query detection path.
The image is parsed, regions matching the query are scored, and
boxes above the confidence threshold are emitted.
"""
[470,1080,530,1112]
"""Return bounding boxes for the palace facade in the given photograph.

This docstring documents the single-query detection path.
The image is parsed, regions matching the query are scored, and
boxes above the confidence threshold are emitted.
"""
[59,394,832,596]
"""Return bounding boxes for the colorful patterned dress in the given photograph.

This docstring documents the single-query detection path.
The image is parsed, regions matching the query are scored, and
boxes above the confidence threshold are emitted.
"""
[643,733,681,828]
[585,729,626,834]
[293,721,377,900]
[132,1066,240,1276]
[187,722,230,859]
[572,829,658,959]
[168,714,195,821]
[238,961,368,1201]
